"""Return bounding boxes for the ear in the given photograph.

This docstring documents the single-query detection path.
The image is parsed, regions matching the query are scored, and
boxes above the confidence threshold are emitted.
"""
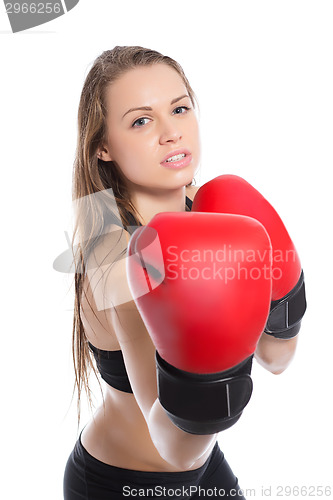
[97,144,113,162]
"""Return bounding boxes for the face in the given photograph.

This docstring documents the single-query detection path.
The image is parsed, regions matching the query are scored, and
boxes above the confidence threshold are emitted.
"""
[99,64,200,193]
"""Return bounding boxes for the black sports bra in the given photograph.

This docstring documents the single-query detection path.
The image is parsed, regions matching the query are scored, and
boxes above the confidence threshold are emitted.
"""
[88,195,193,393]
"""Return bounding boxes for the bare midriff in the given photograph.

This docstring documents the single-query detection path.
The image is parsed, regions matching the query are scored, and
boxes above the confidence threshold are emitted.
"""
[80,385,214,472]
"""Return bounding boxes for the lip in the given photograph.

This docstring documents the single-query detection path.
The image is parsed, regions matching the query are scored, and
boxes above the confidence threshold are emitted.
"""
[160,148,192,169]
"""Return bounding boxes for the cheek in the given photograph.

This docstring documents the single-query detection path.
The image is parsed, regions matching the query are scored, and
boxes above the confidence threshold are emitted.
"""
[193,119,200,139]
[110,131,137,161]
[189,120,201,154]
[186,115,199,138]
[111,133,155,177]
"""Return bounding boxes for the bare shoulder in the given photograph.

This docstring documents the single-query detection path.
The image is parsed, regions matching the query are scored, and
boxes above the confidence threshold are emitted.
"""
[186,184,201,202]
[84,223,132,306]
[80,224,133,349]
[85,224,130,269]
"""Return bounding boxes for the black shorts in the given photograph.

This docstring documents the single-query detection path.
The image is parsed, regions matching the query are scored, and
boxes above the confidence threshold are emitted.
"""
[63,431,246,499]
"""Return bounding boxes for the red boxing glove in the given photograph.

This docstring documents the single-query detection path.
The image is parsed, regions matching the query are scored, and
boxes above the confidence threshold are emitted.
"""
[192,175,307,339]
[127,212,272,434]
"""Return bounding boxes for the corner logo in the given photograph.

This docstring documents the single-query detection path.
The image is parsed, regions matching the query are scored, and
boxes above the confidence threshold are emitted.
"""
[3,0,79,33]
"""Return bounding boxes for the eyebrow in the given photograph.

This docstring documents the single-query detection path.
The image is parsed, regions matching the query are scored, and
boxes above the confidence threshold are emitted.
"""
[122,94,190,119]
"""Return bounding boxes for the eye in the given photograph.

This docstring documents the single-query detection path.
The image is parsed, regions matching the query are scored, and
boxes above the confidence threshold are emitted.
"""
[173,106,191,115]
[132,117,151,128]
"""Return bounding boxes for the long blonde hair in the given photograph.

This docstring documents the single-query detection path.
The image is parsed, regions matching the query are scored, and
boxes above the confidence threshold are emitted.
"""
[71,46,197,427]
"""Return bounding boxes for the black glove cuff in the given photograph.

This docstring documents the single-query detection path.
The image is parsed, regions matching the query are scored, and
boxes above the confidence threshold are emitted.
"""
[156,352,253,435]
[264,270,307,339]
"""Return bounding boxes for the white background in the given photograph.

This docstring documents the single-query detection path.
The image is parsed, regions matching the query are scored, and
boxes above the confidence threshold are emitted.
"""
[1,1,332,498]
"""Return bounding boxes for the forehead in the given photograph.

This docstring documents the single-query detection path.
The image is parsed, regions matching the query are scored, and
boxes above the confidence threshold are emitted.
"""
[105,64,187,112]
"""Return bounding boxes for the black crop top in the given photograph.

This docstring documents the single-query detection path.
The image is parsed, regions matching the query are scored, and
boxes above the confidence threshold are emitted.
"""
[88,195,193,393]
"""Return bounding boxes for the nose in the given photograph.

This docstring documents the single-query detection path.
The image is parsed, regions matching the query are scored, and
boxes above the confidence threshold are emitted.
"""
[159,118,182,145]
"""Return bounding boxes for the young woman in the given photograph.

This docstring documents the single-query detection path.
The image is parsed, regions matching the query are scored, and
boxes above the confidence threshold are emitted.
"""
[63,46,300,499]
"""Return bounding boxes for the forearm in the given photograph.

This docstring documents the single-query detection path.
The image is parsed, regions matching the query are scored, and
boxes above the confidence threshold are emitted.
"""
[254,331,298,374]
[148,399,217,470]
[118,333,217,470]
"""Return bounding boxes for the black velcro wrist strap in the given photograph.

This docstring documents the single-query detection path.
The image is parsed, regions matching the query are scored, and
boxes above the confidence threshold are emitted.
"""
[265,270,307,339]
[156,352,253,435]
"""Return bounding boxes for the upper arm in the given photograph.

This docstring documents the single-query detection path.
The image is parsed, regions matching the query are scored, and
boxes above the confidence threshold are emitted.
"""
[83,225,133,313]
[81,224,160,416]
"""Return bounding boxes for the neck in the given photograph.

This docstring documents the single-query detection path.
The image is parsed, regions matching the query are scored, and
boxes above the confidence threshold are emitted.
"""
[128,184,187,225]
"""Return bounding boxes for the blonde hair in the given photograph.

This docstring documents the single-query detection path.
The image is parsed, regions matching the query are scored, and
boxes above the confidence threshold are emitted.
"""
[71,46,197,427]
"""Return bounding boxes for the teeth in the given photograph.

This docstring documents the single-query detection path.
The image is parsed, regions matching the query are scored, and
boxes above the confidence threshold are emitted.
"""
[166,153,186,162]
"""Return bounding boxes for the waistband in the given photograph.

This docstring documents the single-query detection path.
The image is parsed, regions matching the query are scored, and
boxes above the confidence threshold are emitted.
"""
[75,430,221,492]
